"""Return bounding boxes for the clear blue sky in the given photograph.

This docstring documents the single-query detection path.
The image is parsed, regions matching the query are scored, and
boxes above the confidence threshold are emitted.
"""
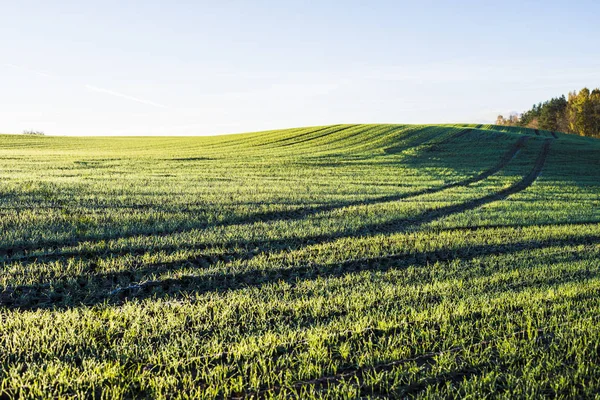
[2,0,599,135]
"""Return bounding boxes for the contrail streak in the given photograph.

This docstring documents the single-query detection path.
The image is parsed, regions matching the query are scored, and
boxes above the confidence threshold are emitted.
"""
[2,62,168,109]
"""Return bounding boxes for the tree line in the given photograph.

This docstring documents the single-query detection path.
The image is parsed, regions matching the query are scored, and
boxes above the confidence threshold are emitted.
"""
[496,87,600,137]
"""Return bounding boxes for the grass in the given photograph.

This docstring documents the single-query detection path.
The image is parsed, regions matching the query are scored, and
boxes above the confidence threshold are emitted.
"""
[1,124,600,398]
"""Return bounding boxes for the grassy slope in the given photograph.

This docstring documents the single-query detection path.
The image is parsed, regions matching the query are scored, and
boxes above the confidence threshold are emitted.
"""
[1,125,600,398]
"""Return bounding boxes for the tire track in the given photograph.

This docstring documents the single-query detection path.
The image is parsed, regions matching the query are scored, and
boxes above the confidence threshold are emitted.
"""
[0,135,533,263]
[441,135,528,189]
[373,135,530,204]
[2,141,553,311]
[368,138,551,234]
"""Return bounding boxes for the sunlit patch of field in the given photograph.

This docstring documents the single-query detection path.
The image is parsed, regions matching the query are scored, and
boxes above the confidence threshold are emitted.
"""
[1,124,599,398]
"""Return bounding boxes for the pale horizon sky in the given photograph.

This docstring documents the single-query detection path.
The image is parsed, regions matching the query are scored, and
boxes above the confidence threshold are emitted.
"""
[2,0,599,136]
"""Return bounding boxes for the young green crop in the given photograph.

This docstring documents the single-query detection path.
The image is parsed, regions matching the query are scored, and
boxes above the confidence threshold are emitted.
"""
[0,124,599,398]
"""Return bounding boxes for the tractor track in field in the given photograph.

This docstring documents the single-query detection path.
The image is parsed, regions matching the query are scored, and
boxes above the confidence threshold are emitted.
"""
[4,153,582,314]
[440,135,528,188]
[346,135,531,211]
[0,135,539,265]
[359,138,551,236]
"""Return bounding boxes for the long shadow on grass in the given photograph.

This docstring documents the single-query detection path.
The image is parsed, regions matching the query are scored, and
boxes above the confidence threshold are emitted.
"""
[1,140,553,310]
[2,125,478,259]
[383,126,457,154]
[1,134,532,264]
[3,218,598,311]
[131,256,599,352]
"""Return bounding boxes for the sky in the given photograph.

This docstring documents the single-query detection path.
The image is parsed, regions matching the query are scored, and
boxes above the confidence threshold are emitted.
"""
[1,0,600,136]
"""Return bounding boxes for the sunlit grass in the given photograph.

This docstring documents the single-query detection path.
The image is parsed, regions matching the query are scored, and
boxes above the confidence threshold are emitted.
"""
[1,124,599,398]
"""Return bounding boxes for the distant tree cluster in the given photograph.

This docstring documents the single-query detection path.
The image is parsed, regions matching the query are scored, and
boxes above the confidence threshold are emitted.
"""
[22,130,45,136]
[496,87,600,138]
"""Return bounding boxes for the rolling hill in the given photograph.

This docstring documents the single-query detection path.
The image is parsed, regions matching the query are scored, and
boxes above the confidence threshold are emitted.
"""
[1,124,600,398]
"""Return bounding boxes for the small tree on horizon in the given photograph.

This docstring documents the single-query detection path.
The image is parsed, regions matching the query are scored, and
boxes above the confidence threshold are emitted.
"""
[22,130,45,136]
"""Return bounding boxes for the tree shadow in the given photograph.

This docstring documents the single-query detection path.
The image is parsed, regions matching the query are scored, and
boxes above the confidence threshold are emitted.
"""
[3,222,598,312]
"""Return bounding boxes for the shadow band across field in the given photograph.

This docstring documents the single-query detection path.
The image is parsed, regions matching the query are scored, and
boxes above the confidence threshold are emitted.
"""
[0,134,534,264]
[0,139,563,311]
[0,126,445,257]
[2,258,597,400]
[4,272,596,400]
[1,225,597,312]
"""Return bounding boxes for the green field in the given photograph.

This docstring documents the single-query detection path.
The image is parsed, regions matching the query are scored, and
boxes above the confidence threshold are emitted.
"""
[1,124,600,398]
